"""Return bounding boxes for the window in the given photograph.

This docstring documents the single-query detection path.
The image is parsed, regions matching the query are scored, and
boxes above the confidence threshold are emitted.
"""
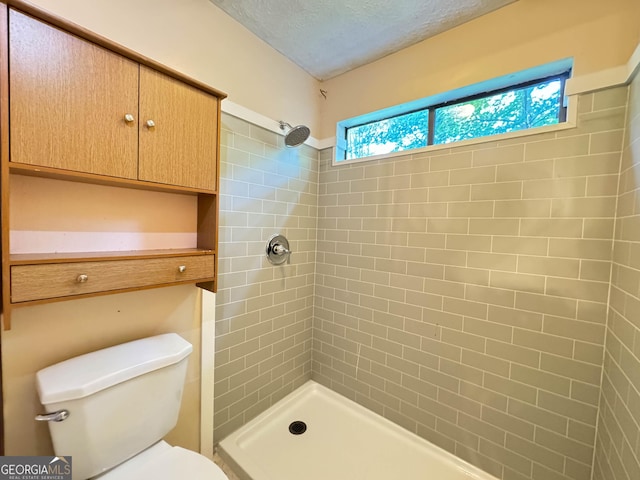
[338,61,572,162]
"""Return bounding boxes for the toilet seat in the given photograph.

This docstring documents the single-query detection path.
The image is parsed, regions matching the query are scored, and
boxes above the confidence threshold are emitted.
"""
[94,441,228,480]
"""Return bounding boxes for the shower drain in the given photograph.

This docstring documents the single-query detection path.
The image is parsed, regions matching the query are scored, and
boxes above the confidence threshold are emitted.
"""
[288,420,307,435]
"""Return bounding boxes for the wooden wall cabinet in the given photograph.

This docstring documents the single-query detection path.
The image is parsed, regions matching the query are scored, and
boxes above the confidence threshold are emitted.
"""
[0,2,227,329]
[9,10,219,191]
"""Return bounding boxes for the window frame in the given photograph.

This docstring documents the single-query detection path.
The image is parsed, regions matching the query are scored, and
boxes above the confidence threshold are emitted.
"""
[336,59,573,164]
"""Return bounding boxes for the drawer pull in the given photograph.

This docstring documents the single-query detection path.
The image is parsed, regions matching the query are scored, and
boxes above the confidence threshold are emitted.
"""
[124,113,135,123]
[76,274,89,283]
[146,119,156,128]
[178,265,186,273]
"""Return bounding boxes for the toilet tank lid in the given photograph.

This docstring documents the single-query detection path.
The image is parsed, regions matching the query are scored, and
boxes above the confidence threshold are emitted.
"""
[36,334,193,405]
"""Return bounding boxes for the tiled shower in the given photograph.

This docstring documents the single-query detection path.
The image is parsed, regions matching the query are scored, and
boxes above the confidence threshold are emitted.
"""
[214,78,640,480]
[213,114,317,441]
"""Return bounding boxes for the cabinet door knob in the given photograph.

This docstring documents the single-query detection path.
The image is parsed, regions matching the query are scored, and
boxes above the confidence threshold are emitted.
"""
[76,274,89,283]
[178,265,186,273]
[146,119,156,128]
[124,114,135,123]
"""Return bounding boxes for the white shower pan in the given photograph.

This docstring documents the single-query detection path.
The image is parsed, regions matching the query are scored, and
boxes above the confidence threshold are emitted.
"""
[218,380,499,480]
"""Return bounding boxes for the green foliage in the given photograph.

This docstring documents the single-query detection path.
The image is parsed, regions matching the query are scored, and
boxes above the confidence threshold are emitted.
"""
[346,80,563,160]
[346,109,429,159]
[434,80,562,144]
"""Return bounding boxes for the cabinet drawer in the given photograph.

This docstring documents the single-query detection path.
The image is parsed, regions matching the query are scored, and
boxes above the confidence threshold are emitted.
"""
[11,255,215,303]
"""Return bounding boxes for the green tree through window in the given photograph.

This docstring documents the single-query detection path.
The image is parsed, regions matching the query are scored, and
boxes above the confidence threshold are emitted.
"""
[346,109,429,159]
[434,80,562,144]
[345,75,567,160]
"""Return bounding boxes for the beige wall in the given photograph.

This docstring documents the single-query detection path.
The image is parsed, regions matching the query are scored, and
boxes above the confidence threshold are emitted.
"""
[213,113,318,442]
[25,0,321,136]
[319,0,640,138]
[593,71,640,479]
[314,88,627,480]
[9,176,198,253]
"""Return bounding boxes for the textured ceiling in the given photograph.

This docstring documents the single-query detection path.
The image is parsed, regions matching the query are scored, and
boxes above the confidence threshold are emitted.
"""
[209,0,517,80]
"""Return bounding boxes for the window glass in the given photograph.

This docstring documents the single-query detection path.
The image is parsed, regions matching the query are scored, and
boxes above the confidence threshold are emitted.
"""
[434,79,563,144]
[346,109,429,160]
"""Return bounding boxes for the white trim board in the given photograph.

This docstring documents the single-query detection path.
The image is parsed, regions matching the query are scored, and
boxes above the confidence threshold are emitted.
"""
[200,289,216,459]
[628,41,640,81]
[565,65,629,96]
[566,40,640,95]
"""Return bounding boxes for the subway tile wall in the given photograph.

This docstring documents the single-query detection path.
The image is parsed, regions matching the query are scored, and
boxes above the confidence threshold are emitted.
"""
[314,88,628,480]
[593,74,640,479]
[213,114,318,442]
[214,86,636,480]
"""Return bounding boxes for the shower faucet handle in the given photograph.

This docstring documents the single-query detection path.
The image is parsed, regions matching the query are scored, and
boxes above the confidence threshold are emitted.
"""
[266,234,292,265]
[273,244,290,256]
[274,243,292,264]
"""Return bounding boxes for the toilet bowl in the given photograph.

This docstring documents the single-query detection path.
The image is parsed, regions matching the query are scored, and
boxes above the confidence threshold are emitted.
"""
[35,334,229,480]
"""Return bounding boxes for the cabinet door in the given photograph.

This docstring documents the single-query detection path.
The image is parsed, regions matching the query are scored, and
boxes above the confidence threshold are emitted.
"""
[138,66,218,190]
[9,10,139,179]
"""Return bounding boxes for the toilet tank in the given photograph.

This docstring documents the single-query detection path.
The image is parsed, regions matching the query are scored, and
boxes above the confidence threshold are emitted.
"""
[36,334,193,480]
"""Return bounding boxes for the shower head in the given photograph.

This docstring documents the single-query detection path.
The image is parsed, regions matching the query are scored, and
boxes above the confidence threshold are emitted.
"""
[279,121,311,148]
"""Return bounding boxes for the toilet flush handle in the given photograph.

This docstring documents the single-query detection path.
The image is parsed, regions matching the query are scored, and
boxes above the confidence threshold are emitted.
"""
[35,409,69,422]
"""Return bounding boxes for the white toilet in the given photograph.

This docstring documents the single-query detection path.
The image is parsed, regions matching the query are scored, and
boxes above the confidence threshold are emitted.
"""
[35,333,229,480]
